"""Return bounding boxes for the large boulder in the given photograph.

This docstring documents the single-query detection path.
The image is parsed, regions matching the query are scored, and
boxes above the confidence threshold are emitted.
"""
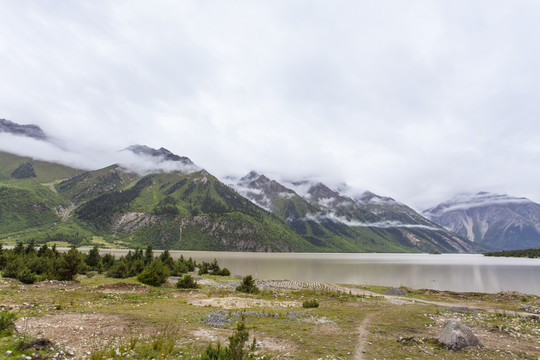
[437,320,482,350]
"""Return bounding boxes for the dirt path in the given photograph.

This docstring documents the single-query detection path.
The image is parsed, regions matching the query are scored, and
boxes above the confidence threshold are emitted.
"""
[328,284,537,318]
[354,313,373,360]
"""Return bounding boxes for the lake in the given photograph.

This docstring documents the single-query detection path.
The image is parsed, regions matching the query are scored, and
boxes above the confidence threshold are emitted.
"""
[85,249,540,295]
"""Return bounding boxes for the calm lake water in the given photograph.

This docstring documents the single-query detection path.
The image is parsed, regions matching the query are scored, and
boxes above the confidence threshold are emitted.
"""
[81,249,540,295]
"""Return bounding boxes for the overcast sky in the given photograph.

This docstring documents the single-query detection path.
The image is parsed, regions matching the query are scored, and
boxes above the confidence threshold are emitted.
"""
[1,1,539,210]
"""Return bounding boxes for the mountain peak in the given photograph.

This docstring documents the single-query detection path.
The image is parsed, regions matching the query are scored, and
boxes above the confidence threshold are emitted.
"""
[424,192,540,250]
[0,118,47,140]
[125,145,194,166]
[239,170,261,183]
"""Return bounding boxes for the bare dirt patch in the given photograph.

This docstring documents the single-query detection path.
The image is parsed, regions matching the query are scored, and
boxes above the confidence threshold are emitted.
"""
[15,313,147,358]
[192,328,230,343]
[96,282,149,294]
[189,296,298,309]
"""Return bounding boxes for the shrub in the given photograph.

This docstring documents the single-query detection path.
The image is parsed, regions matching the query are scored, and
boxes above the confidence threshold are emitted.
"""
[236,275,259,294]
[217,268,231,276]
[128,258,145,277]
[0,310,16,332]
[107,258,129,278]
[55,246,83,281]
[302,299,319,308]
[176,274,198,289]
[85,245,101,268]
[199,319,254,360]
[198,262,210,275]
[2,256,22,278]
[27,256,52,275]
[173,260,188,275]
[138,259,170,287]
[17,267,37,284]
[101,253,116,270]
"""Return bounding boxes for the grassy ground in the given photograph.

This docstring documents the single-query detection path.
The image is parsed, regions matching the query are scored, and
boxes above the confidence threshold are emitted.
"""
[0,275,539,359]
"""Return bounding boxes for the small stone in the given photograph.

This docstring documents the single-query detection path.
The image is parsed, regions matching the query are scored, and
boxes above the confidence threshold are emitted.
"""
[6,350,12,355]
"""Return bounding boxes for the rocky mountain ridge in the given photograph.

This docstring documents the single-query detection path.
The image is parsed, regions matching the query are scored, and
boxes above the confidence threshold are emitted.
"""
[228,172,478,253]
[424,192,540,250]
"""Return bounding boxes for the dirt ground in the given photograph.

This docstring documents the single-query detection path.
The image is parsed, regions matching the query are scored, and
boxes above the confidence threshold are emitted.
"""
[188,296,299,309]
[3,275,540,360]
[15,313,149,358]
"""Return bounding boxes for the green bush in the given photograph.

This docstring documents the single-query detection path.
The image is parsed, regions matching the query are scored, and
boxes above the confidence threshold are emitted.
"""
[17,267,37,284]
[236,275,259,294]
[0,310,16,332]
[138,259,170,287]
[302,299,319,308]
[85,245,101,268]
[2,256,21,278]
[217,268,231,276]
[107,258,130,278]
[199,319,255,360]
[176,274,198,289]
[55,247,83,281]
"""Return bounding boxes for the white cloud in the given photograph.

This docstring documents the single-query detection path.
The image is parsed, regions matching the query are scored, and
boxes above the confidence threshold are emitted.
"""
[425,192,533,216]
[1,1,540,210]
[304,212,440,230]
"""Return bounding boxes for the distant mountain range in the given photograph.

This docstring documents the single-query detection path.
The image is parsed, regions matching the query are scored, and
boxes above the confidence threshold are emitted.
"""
[1,117,536,252]
[424,192,540,251]
[226,172,475,253]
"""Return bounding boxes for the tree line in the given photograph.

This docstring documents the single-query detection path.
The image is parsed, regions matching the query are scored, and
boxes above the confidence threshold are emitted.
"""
[484,247,540,258]
[0,242,231,287]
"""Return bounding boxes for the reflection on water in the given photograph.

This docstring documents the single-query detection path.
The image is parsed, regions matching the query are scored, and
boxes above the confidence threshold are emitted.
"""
[90,250,540,295]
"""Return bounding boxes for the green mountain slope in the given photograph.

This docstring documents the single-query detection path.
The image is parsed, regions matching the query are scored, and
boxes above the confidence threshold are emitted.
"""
[0,153,86,242]
[0,151,81,182]
[53,166,317,252]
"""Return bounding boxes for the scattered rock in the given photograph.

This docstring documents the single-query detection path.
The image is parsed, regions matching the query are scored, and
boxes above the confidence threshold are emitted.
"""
[444,307,479,314]
[96,283,149,294]
[496,291,527,301]
[203,310,332,328]
[32,280,81,290]
[519,304,540,314]
[384,287,407,296]
[437,320,482,350]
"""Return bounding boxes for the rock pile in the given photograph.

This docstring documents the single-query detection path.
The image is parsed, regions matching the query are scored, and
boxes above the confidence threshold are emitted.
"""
[384,287,407,296]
